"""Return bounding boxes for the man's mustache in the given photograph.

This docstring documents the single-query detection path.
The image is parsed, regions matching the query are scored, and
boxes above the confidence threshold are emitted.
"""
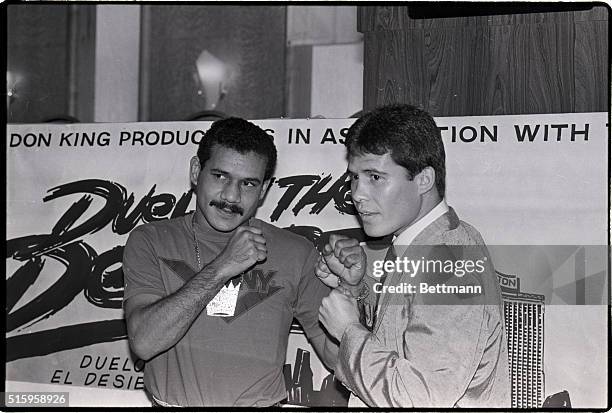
[209,200,244,216]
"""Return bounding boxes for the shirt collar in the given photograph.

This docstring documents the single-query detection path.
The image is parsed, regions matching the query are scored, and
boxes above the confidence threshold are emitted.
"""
[393,199,449,247]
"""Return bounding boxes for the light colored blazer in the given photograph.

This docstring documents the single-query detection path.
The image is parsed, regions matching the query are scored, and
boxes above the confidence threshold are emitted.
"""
[335,208,510,407]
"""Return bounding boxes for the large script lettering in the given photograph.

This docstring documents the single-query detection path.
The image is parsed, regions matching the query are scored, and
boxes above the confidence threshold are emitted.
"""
[6,179,192,361]
[7,176,364,361]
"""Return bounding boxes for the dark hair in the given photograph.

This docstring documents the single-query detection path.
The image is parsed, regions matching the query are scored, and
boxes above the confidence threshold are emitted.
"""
[197,117,277,181]
[345,104,446,196]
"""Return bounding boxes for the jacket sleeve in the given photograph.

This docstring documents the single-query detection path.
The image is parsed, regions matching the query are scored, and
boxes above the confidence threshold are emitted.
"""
[334,298,493,407]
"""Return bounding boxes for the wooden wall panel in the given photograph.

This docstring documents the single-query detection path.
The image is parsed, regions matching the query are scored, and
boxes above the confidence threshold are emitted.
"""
[527,23,575,113]
[402,31,427,107]
[574,21,609,112]
[360,5,608,116]
[365,25,534,116]
[140,5,286,121]
[461,26,494,115]
[484,25,529,115]
[423,27,465,115]
[358,5,589,31]
[359,5,471,31]
[363,31,413,108]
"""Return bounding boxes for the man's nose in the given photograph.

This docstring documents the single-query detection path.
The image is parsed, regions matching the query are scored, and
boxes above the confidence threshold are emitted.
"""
[221,181,240,203]
[351,179,368,203]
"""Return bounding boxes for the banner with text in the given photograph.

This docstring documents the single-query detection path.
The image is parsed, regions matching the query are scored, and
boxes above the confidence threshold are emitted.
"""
[6,113,609,407]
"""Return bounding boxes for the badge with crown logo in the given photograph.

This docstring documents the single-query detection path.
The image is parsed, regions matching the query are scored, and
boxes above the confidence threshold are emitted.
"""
[206,281,241,316]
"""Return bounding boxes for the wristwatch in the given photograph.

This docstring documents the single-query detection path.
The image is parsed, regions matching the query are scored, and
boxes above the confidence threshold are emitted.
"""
[338,279,369,301]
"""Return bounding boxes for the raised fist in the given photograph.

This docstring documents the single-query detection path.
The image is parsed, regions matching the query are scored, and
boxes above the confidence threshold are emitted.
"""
[315,255,340,288]
[212,226,267,281]
[318,234,366,286]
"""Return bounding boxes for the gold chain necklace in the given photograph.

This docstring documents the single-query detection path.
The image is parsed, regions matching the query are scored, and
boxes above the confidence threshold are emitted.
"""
[191,213,202,271]
[191,213,246,283]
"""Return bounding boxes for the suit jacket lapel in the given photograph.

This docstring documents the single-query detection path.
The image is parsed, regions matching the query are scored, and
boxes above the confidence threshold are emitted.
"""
[373,269,403,334]
[371,207,459,334]
[412,207,459,245]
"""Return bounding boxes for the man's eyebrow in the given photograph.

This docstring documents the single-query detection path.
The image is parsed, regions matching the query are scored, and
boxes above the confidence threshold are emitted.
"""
[242,177,262,184]
[209,168,262,184]
[209,168,228,175]
[348,167,387,175]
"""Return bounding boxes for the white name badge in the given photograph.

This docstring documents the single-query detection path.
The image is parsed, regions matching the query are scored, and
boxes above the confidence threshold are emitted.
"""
[206,282,241,317]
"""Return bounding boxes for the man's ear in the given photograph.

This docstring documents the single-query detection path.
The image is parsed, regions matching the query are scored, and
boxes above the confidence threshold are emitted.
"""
[258,179,273,203]
[415,166,436,195]
[190,156,201,188]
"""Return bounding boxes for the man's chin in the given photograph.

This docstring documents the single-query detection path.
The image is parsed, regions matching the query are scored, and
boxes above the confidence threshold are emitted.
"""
[362,222,391,238]
[211,222,240,233]
[204,210,245,233]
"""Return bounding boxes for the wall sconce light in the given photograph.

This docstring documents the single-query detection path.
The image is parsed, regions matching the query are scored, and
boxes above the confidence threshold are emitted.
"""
[7,70,19,109]
[195,50,228,110]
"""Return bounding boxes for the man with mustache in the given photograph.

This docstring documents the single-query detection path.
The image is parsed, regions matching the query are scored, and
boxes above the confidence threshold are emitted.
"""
[122,118,335,406]
[316,105,509,407]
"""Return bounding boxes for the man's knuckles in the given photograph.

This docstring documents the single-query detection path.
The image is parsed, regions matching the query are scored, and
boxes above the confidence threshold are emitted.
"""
[328,234,350,249]
[335,239,358,251]
[315,267,328,278]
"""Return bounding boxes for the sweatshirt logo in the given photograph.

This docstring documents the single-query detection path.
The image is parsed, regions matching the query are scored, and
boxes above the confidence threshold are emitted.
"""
[160,258,282,323]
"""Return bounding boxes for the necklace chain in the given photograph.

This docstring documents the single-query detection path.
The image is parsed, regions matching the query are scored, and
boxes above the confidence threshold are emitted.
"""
[191,214,245,283]
[192,214,202,270]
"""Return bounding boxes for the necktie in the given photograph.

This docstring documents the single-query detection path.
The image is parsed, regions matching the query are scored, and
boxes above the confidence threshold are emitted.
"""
[372,245,397,328]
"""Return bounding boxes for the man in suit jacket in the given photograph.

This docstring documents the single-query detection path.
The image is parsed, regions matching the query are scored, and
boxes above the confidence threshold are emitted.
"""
[316,104,510,407]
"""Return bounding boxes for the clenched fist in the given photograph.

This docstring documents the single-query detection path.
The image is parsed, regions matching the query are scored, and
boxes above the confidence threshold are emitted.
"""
[319,289,360,340]
[315,234,366,287]
[212,226,267,281]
